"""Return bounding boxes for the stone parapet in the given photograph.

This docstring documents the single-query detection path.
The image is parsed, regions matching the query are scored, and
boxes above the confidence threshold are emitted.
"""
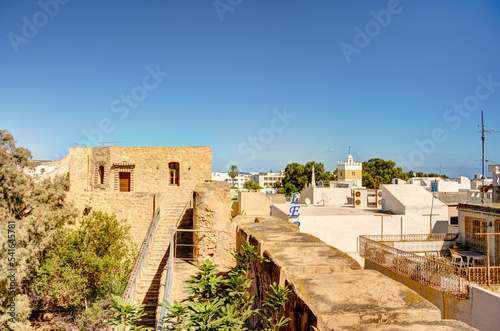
[237,218,476,330]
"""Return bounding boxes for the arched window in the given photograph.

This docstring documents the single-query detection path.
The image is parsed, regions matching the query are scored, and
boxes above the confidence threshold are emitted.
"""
[99,165,105,184]
[169,162,180,185]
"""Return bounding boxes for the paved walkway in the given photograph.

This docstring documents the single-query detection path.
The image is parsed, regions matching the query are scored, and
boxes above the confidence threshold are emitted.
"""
[170,258,199,303]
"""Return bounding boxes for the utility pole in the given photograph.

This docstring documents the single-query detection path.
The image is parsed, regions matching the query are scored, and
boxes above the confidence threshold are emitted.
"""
[479,110,497,204]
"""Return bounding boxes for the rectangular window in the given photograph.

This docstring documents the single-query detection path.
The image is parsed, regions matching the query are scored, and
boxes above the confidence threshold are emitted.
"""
[352,171,356,176]
[119,172,131,192]
[465,217,487,252]
[169,162,180,185]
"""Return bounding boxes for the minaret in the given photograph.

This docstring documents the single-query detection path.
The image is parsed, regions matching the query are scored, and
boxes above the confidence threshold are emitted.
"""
[311,164,316,188]
[338,147,363,187]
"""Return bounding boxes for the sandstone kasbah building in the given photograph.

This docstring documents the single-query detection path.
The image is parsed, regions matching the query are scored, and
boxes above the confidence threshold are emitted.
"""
[67,145,212,243]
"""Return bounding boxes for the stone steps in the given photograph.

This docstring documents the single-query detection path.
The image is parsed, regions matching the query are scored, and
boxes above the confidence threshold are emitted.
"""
[126,203,193,328]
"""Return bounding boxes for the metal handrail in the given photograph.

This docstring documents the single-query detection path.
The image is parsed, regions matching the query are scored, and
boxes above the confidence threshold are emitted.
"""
[98,141,207,147]
[157,228,210,330]
[122,207,161,302]
[363,233,458,242]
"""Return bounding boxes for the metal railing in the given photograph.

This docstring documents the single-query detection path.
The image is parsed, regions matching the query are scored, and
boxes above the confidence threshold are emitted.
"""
[468,267,500,284]
[98,141,207,147]
[360,235,469,299]
[363,233,459,242]
[122,207,161,303]
[157,228,210,331]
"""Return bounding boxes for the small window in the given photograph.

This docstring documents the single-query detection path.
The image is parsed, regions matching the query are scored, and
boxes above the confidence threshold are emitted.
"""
[340,171,343,176]
[352,171,356,176]
[99,166,105,184]
[169,162,180,185]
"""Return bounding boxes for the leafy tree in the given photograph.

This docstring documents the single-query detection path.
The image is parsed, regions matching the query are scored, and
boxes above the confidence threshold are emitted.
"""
[243,180,262,191]
[228,165,239,188]
[304,161,335,184]
[159,242,290,331]
[34,211,136,312]
[273,181,282,190]
[0,130,78,330]
[282,163,306,192]
[282,161,334,193]
[283,183,298,197]
[362,158,408,189]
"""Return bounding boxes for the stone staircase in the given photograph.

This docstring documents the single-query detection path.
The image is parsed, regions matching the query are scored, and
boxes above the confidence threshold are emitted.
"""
[131,202,193,328]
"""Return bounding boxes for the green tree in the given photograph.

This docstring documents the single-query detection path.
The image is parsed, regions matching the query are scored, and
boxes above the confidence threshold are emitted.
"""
[0,130,78,329]
[243,180,262,191]
[282,161,334,192]
[283,183,298,197]
[282,163,306,192]
[34,211,136,312]
[273,181,282,190]
[228,165,239,188]
[362,158,407,189]
[304,161,335,184]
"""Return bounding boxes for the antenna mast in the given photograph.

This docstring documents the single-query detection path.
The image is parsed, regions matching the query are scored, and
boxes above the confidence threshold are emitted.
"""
[479,110,497,204]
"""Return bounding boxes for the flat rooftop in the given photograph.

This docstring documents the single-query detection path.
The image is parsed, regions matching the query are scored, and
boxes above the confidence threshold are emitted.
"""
[275,203,394,216]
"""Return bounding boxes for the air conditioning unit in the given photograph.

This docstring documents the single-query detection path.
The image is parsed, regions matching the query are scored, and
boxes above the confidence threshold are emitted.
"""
[353,189,367,208]
[376,190,383,208]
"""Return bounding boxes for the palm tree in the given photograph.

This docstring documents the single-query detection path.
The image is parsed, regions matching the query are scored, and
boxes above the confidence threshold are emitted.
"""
[228,165,239,188]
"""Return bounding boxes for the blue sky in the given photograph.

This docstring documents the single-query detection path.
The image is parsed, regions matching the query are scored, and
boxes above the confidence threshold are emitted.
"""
[1,0,500,177]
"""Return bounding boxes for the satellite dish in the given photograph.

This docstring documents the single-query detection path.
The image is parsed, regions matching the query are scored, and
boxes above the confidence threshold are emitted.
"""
[318,193,332,206]
[304,198,311,206]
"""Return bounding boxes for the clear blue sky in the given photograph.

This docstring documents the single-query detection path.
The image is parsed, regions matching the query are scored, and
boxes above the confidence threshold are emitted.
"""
[1,0,500,177]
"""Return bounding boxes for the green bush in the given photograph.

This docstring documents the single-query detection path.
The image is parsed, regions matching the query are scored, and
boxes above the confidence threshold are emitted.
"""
[159,242,290,330]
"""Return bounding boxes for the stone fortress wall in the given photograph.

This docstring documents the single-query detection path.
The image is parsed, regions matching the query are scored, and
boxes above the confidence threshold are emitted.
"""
[69,146,212,196]
[68,146,212,244]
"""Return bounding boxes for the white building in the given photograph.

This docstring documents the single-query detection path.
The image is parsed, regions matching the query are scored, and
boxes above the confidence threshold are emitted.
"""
[251,171,285,190]
[211,172,252,188]
[24,164,59,178]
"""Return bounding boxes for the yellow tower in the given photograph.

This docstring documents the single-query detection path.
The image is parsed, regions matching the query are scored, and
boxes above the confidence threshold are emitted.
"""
[337,147,362,187]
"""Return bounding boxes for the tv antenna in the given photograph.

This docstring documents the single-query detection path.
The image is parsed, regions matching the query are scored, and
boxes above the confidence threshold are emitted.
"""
[478,110,497,204]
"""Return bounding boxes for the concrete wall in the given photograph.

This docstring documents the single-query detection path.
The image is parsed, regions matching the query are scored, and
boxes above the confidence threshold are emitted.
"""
[470,285,500,330]
[300,187,351,206]
[467,190,493,204]
[69,146,212,201]
[381,185,406,214]
[238,191,270,216]
[437,181,459,193]
[271,204,290,221]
